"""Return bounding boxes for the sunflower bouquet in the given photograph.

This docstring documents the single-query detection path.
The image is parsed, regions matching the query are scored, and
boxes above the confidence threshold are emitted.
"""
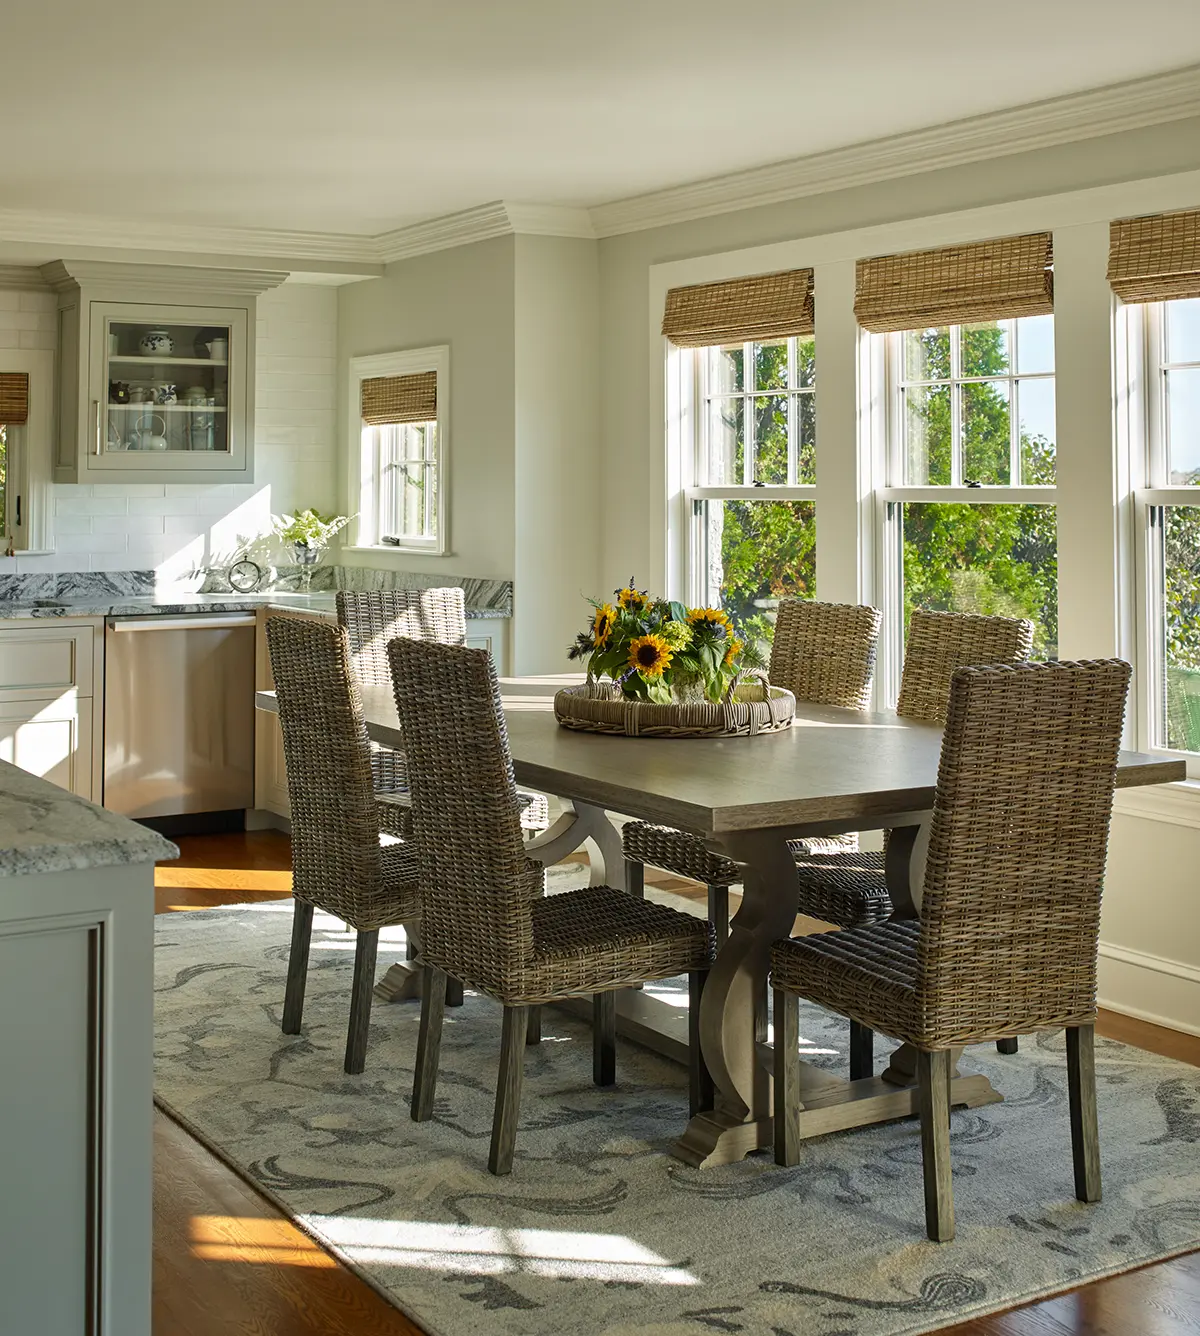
[567,580,765,705]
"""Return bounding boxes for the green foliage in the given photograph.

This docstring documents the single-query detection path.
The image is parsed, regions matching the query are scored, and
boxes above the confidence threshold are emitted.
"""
[272,508,351,549]
[0,424,6,537]
[1165,505,1200,751]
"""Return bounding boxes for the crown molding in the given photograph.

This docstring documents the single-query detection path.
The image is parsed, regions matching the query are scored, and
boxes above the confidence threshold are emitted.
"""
[589,62,1200,237]
[504,204,596,239]
[0,264,49,292]
[374,201,594,264]
[40,259,288,297]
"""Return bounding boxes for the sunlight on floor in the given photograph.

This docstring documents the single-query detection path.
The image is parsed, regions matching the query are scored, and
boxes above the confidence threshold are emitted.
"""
[297,1216,700,1285]
[189,1215,336,1268]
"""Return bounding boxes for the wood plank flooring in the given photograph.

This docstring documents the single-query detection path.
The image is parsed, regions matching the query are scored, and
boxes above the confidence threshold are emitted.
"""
[152,831,1199,1336]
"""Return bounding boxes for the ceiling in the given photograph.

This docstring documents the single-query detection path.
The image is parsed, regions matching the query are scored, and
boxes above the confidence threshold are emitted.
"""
[6,0,1200,238]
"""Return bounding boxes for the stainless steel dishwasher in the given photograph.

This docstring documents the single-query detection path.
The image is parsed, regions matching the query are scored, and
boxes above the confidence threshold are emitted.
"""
[103,613,257,820]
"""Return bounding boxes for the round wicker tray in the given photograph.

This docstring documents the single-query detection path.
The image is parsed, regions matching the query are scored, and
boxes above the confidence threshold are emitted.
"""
[553,676,796,738]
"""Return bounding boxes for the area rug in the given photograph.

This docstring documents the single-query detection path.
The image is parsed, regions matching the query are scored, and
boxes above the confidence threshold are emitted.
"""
[153,869,1200,1336]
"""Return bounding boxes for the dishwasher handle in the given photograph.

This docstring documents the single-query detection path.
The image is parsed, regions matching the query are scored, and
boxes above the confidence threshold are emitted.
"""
[108,614,258,632]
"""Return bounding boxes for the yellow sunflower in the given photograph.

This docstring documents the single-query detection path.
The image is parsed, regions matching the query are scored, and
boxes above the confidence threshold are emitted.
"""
[591,602,617,648]
[723,636,744,667]
[687,606,732,634]
[628,634,673,678]
[617,585,649,613]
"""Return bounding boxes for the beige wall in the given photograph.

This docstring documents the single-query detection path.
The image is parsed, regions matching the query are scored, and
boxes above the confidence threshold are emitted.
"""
[513,235,601,673]
[337,236,518,582]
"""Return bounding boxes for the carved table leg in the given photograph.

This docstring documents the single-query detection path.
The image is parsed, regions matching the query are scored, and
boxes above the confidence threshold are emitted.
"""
[523,801,626,891]
[673,830,800,1168]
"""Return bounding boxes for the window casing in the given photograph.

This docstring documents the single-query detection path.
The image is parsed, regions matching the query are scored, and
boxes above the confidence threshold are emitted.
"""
[878,316,1059,701]
[1135,298,1200,774]
[685,337,817,641]
[347,347,448,555]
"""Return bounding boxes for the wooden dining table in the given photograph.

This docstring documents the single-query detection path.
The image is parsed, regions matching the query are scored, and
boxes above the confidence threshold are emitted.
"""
[256,673,1185,1169]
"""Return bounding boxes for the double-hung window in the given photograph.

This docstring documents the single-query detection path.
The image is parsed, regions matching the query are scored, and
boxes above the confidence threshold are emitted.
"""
[348,347,447,554]
[665,268,816,645]
[859,234,1059,696]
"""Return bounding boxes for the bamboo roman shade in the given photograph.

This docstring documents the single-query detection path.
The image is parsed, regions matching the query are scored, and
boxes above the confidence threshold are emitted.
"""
[360,371,437,426]
[854,232,1054,332]
[1108,209,1200,304]
[661,268,814,346]
[0,372,29,424]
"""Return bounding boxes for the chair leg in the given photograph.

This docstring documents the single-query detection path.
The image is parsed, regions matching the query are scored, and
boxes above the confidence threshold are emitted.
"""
[489,1005,529,1175]
[996,1036,1019,1055]
[282,900,314,1035]
[688,970,713,1116]
[708,884,730,948]
[525,1005,542,1045]
[850,1020,874,1081]
[1067,1024,1102,1203]
[917,1049,955,1242]
[773,988,802,1167]
[625,859,645,899]
[344,929,379,1075]
[593,990,616,1086]
[445,976,464,1007]
[411,965,447,1122]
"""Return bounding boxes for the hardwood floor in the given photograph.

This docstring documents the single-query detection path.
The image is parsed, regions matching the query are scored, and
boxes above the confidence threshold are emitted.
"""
[152,831,1199,1336]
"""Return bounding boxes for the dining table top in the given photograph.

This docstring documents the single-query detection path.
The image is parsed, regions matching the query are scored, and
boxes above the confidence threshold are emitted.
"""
[256,673,1187,839]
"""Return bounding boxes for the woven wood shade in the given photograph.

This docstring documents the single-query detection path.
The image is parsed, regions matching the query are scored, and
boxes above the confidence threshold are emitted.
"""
[854,233,1054,333]
[661,269,814,347]
[0,372,29,424]
[1108,209,1200,304]
[360,371,437,426]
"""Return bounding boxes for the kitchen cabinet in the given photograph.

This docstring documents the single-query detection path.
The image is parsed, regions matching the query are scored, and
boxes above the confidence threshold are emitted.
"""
[41,261,285,485]
[0,621,102,800]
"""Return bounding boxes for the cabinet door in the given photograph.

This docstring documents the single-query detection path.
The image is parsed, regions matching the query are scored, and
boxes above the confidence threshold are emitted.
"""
[87,301,249,476]
[0,697,93,800]
[0,624,95,700]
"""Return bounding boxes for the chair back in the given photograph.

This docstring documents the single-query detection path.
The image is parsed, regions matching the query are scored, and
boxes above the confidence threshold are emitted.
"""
[266,617,383,919]
[769,599,881,710]
[897,608,1033,724]
[915,660,1130,1045]
[336,588,467,692]
[385,637,535,994]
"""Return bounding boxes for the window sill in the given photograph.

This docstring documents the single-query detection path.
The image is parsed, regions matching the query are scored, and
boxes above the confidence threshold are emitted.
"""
[1113,779,1200,830]
[342,544,451,558]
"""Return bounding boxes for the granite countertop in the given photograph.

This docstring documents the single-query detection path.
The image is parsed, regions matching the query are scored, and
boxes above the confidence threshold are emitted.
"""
[0,759,177,878]
[0,591,505,621]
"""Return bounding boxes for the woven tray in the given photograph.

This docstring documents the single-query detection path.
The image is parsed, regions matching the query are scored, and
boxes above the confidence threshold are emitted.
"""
[553,676,796,738]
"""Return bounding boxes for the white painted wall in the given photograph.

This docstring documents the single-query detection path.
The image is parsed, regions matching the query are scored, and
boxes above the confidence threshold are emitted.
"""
[0,282,339,579]
[513,235,601,674]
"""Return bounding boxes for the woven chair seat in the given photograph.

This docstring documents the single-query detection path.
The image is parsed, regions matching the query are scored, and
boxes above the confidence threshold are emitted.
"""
[484,885,715,1004]
[771,921,921,1042]
[792,850,893,928]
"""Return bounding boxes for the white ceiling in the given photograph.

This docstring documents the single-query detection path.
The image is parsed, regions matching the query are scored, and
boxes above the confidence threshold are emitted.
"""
[6,0,1200,237]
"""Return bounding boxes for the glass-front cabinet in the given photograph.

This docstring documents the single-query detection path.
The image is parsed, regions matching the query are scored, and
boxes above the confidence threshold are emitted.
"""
[93,305,245,467]
[45,261,283,484]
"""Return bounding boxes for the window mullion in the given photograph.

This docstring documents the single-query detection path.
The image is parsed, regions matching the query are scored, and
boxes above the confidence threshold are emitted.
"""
[743,341,754,485]
[950,325,963,487]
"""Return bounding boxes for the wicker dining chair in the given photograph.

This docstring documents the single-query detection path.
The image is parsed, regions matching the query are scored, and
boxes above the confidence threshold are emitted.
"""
[771,659,1131,1242]
[336,588,551,835]
[387,636,715,1175]
[790,608,1034,1065]
[622,599,882,945]
[267,615,424,1075]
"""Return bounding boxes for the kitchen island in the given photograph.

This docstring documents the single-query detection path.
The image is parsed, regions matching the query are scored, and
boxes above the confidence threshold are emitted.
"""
[0,760,176,1336]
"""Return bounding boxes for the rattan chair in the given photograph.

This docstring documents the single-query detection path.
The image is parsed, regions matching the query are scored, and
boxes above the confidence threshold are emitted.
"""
[387,636,715,1175]
[771,659,1131,1242]
[336,588,551,835]
[622,599,882,944]
[267,616,424,1075]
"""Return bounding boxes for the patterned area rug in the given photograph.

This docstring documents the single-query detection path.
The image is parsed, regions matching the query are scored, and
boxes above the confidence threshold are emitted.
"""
[154,870,1200,1336]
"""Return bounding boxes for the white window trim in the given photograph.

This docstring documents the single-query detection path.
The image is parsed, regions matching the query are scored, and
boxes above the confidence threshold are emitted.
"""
[345,345,449,556]
[2,348,55,556]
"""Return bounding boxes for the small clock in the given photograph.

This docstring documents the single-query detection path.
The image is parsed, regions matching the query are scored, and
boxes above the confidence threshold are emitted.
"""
[228,558,264,593]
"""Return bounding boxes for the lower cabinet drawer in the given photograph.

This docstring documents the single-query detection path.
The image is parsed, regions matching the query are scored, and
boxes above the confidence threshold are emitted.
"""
[0,624,95,699]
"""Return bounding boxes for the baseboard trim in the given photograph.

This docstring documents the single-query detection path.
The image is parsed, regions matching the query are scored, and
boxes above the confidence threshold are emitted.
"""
[1098,942,1200,1038]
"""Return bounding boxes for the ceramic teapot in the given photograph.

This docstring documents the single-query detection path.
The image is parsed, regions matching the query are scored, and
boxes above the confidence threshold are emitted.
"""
[128,414,169,451]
